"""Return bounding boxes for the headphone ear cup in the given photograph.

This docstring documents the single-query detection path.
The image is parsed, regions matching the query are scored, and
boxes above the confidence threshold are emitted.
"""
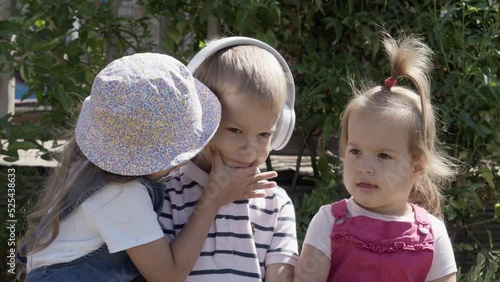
[270,74,295,151]
[271,104,295,151]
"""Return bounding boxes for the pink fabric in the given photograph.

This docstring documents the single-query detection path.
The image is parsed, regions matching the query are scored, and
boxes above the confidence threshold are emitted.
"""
[328,199,434,282]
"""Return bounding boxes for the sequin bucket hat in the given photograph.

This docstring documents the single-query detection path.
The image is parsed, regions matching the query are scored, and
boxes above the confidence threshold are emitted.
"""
[75,53,221,176]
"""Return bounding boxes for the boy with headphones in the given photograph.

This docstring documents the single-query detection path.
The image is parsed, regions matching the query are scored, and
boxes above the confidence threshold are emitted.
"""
[158,37,298,281]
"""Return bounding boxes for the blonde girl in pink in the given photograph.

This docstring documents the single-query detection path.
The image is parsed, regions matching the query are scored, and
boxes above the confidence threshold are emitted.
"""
[295,33,458,282]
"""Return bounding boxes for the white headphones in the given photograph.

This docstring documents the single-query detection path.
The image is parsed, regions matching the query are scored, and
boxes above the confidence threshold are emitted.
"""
[187,36,296,151]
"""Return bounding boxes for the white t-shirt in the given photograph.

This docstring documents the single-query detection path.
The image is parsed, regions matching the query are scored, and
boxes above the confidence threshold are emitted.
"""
[27,180,164,272]
[303,198,457,281]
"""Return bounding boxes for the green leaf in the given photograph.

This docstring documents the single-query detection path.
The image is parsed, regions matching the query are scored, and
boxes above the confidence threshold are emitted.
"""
[485,144,500,158]
[495,203,500,219]
[7,141,40,151]
[198,0,213,23]
[28,37,62,53]
[443,72,458,94]
[447,209,457,221]
[41,153,54,161]
[317,154,330,178]
[478,167,494,189]
[2,156,19,162]
[0,20,16,37]
[462,243,475,251]
[166,25,181,44]
[459,112,485,137]
[34,19,46,28]
[264,30,277,47]
[52,87,73,111]
[20,64,30,81]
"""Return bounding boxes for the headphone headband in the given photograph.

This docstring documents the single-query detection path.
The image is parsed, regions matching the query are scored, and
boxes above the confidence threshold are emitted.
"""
[187,37,296,150]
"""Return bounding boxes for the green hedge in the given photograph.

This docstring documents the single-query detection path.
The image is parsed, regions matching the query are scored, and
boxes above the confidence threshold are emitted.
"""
[1,0,499,280]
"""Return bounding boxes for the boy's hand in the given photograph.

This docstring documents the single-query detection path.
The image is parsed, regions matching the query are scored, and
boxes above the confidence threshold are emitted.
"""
[203,148,278,207]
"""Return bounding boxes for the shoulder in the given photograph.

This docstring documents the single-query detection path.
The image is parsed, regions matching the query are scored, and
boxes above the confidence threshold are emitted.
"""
[161,170,186,185]
[82,179,149,212]
[417,209,454,248]
[426,214,457,279]
[302,204,335,258]
[308,203,336,230]
[256,186,294,209]
[412,206,448,232]
[315,204,335,224]
[269,186,292,201]
[428,214,449,236]
[161,170,201,193]
[247,187,295,221]
[84,179,147,201]
[428,213,445,226]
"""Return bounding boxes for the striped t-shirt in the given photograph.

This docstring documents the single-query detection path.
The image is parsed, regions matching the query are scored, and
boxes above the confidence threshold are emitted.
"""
[159,161,299,281]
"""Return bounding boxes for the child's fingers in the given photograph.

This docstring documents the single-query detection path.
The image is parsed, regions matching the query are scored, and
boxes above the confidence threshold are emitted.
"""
[247,181,277,192]
[233,165,260,177]
[244,190,267,199]
[251,171,278,182]
[210,147,223,172]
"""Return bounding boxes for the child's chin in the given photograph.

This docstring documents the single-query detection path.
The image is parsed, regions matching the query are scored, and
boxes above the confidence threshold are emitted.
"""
[227,160,258,168]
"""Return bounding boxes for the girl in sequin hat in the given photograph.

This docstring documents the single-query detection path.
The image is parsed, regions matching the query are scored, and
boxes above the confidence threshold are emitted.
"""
[17,53,279,281]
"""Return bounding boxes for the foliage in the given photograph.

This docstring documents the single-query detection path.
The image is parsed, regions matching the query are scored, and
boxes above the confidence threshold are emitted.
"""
[0,166,47,282]
[0,0,154,161]
[0,0,498,280]
[0,0,154,279]
[140,1,500,270]
[457,252,499,282]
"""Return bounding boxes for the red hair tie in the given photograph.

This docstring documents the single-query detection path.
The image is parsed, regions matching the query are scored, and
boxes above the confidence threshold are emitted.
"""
[384,77,397,89]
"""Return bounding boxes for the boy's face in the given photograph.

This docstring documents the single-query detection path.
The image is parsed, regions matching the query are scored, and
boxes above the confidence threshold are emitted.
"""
[196,93,280,170]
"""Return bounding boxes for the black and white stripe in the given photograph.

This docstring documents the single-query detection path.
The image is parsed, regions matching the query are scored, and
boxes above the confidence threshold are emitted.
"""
[158,162,299,282]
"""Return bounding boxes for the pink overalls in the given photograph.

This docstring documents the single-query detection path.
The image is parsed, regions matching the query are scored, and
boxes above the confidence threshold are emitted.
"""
[328,199,434,282]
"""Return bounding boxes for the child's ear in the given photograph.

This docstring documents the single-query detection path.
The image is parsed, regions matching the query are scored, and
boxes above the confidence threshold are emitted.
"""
[412,157,426,177]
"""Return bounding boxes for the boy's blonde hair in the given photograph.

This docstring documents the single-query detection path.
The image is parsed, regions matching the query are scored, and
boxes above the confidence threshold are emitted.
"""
[339,33,457,218]
[193,43,287,113]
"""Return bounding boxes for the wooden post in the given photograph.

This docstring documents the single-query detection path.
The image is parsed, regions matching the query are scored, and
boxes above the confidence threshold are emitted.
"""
[0,0,16,118]
[206,15,219,40]
[158,15,168,54]
[105,0,120,64]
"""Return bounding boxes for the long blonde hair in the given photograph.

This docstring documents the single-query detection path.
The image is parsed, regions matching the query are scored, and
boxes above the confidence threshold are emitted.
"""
[193,43,287,112]
[339,33,457,218]
[22,136,138,254]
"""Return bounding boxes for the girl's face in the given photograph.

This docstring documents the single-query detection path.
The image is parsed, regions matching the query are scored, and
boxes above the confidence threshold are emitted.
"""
[195,93,279,172]
[342,111,422,216]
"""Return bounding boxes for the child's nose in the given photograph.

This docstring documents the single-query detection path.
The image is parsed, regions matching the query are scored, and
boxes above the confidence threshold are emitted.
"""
[238,138,258,157]
[357,158,375,174]
[357,167,374,174]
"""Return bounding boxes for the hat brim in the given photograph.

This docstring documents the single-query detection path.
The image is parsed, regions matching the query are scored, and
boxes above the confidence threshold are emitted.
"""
[75,78,221,176]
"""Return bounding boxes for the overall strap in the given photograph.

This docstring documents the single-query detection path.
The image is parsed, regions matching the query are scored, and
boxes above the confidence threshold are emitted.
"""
[411,204,431,225]
[331,199,348,218]
[17,173,109,266]
[59,173,109,221]
[140,177,166,217]
[411,203,433,236]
